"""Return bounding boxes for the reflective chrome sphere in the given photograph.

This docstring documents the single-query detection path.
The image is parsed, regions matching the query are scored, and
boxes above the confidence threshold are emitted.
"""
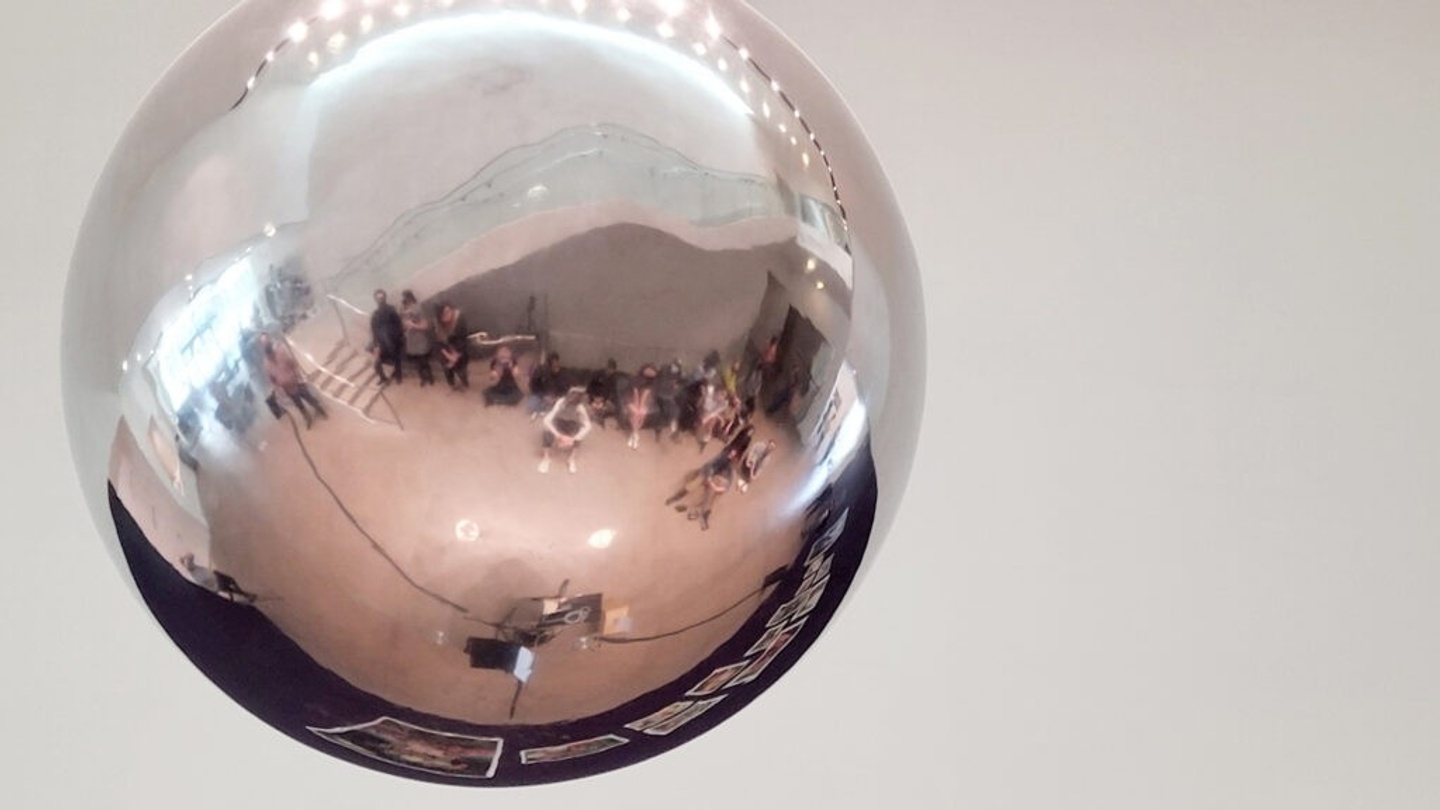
[64,0,922,785]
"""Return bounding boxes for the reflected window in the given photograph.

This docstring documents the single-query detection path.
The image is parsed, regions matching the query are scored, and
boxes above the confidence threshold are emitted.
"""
[153,259,259,413]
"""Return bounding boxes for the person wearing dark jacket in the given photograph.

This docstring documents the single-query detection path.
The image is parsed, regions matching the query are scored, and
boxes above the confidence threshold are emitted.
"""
[435,302,471,390]
[527,352,567,420]
[369,289,405,385]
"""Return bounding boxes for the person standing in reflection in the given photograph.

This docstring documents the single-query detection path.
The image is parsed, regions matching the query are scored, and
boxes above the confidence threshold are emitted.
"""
[484,345,523,406]
[538,387,593,474]
[260,332,327,428]
[435,302,471,390]
[179,552,258,605]
[369,289,405,385]
[400,290,435,387]
[652,358,684,442]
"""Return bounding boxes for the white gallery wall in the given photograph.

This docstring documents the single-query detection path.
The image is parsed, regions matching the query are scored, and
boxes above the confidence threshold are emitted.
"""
[4,1,1440,809]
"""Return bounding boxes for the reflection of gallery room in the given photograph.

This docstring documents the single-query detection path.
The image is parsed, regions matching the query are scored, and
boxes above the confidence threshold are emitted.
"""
[101,6,874,736]
[108,186,866,729]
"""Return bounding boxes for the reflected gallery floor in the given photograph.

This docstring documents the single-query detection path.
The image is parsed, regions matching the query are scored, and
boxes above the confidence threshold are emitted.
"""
[116,370,810,725]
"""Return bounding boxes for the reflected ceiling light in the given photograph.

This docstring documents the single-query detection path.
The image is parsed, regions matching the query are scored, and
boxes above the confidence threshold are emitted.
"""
[393,1,412,17]
[761,100,771,118]
[120,360,129,373]
[805,257,817,272]
[360,13,374,32]
[778,122,787,134]
[308,50,321,67]
[704,14,721,39]
[691,41,706,56]
[455,519,480,542]
[802,152,810,167]
[770,79,780,92]
[263,223,277,237]
[737,46,748,61]
[571,0,587,13]
[739,77,749,93]
[287,20,311,42]
[320,0,347,20]
[716,56,727,72]
[790,135,798,146]
[656,20,674,38]
[327,32,348,53]
[587,529,616,549]
[246,76,256,89]
[264,49,277,62]
[815,280,825,290]
[657,0,685,16]
[615,7,631,22]
[317,13,753,121]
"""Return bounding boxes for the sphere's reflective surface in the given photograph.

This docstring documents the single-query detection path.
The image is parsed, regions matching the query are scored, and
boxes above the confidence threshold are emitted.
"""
[64,0,923,785]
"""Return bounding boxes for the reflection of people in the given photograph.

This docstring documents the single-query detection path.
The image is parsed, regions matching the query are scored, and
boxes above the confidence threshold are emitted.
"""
[483,346,522,406]
[691,453,737,530]
[435,302,471,390]
[739,439,777,492]
[539,388,593,474]
[586,359,621,430]
[527,352,566,419]
[260,333,327,428]
[369,289,405,385]
[179,553,257,604]
[624,364,656,449]
[653,358,683,441]
[695,381,728,452]
[400,290,435,387]
[665,447,740,530]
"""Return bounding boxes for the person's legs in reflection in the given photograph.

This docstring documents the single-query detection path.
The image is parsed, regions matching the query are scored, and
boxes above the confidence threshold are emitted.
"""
[292,384,328,426]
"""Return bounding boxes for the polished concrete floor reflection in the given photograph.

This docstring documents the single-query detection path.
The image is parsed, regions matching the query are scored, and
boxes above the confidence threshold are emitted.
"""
[149,374,809,725]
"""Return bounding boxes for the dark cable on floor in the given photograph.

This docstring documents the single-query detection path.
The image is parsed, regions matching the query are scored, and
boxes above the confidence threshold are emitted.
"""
[282,408,782,639]
[282,410,481,617]
[595,576,781,645]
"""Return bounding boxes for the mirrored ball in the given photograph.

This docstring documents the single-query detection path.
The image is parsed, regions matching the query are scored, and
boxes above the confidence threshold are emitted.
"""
[63,0,923,785]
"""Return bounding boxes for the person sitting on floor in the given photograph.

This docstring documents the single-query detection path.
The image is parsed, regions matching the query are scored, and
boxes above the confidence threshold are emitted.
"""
[483,345,523,407]
[539,387,593,474]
